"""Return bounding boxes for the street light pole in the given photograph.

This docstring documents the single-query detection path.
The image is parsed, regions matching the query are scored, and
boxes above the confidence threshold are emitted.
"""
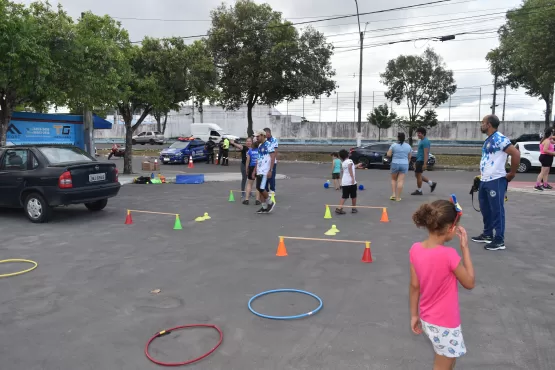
[355,0,363,147]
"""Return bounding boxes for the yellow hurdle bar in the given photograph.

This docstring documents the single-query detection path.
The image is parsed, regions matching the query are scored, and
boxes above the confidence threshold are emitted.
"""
[326,205,384,209]
[279,236,370,244]
[128,209,178,216]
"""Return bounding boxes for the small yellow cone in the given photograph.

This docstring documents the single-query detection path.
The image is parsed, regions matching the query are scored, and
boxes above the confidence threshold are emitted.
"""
[324,224,340,236]
[324,205,332,219]
[202,212,211,220]
[195,216,205,222]
[270,193,276,204]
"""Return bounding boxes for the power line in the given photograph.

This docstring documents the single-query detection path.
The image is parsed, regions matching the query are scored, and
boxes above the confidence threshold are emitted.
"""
[130,0,456,43]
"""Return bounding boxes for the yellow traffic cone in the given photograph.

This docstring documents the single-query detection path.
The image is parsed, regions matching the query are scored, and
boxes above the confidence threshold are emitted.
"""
[324,205,332,219]
[202,212,211,220]
[270,193,276,204]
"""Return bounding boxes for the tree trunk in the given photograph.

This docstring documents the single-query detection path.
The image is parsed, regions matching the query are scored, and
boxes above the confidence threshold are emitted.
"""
[546,91,554,129]
[545,94,553,128]
[0,97,11,146]
[124,119,133,174]
[378,128,381,142]
[408,127,414,146]
[162,113,168,135]
[156,117,161,133]
[247,102,254,137]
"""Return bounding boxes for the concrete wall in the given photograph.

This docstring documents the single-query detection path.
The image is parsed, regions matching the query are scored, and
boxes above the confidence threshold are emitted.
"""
[94,117,546,143]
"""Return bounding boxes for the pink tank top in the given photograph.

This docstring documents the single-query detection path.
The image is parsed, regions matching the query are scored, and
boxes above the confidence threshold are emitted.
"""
[540,140,554,154]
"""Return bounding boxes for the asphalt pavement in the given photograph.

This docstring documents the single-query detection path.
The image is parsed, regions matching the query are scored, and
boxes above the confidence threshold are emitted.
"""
[96,143,482,155]
[0,163,552,369]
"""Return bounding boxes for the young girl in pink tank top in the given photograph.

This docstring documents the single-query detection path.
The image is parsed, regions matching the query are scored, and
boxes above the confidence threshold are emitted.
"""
[409,196,475,369]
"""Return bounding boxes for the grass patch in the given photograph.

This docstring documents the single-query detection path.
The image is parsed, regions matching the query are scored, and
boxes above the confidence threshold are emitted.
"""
[434,155,480,167]
[99,148,481,168]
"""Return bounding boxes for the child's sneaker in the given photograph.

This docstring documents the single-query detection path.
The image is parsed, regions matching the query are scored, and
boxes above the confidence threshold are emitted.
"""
[255,200,261,206]
[543,183,553,190]
[335,208,346,215]
[242,200,249,205]
[351,208,358,214]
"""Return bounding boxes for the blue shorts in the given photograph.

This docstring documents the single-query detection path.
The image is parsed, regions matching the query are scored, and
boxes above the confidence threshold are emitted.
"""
[391,163,409,174]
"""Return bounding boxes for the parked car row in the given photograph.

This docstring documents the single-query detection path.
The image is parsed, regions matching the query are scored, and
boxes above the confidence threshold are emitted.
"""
[509,141,555,173]
[348,142,436,170]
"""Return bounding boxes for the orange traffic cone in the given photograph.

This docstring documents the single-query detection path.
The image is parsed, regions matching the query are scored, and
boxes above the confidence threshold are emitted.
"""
[276,237,288,257]
[361,242,373,263]
[125,210,133,225]
[380,207,390,223]
[188,156,194,169]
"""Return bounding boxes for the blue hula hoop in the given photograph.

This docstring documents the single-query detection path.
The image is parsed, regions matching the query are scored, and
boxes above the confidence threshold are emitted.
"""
[248,288,323,320]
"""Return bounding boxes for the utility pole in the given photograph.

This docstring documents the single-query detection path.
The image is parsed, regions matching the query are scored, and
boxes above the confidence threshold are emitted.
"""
[478,87,482,121]
[336,93,339,123]
[492,74,498,115]
[502,85,507,121]
[355,0,363,147]
[448,96,451,122]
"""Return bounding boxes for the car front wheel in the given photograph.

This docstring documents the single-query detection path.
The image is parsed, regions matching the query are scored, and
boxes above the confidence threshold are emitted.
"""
[24,192,52,223]
[359,157,370,167]
[85,199,108,211]
[518,159,531,173]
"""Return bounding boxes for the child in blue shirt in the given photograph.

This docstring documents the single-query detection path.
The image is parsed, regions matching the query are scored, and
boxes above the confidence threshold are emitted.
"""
[331,152,341,190]
[244,141,261,205]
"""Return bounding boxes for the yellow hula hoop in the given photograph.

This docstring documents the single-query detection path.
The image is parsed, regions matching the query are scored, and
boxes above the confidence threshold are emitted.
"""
[0,259,38,278]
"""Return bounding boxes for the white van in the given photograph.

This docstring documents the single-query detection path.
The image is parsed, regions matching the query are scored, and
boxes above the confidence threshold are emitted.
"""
[190,123,239,143]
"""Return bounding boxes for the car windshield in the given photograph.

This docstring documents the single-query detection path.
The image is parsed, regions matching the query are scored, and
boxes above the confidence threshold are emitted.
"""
[38,147,94,164]
[170,142,190,149]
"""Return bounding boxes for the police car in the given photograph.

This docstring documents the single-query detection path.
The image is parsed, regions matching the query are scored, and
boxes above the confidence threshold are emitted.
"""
[159,138,208,164]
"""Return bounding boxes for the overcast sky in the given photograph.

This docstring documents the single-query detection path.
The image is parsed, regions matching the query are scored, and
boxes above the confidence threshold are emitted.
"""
[20,0,546,122]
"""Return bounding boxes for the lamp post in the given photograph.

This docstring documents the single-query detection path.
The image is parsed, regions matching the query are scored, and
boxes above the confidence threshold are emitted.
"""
[354,0,363,147]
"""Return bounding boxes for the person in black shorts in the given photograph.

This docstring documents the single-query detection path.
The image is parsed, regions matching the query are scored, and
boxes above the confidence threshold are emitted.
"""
[535,128,555,191]
[335,149,358,215]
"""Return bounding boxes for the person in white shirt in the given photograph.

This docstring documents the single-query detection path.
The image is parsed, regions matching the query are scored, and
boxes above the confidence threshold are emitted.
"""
[335,149,357,215]
[471,114,520,251]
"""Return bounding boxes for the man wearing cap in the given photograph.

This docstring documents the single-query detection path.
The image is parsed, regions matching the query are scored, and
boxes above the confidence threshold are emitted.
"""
[253,130,276,213]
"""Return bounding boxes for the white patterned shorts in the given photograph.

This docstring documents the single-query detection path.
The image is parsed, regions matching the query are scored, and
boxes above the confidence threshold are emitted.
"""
[421,319,467,358]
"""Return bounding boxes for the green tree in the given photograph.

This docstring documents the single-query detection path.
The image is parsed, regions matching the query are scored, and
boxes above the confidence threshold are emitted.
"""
[367,104,397,141]
[64,11,131,116]
[207,0,337,137]
[0,0,71,145]
[380,48,456,145]
[493,0,555,128]
[117,37,209,174]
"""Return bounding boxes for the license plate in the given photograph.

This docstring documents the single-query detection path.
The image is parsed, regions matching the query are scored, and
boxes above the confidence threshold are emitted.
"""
[89,173,106,182]
[163,157,169,162]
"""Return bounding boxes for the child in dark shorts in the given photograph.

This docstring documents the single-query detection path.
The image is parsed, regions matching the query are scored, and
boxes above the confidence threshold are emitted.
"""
[335,149,357,215]
[331,152,341,190]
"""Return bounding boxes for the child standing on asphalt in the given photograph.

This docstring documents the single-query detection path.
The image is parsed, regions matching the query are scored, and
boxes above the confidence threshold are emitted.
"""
[409,197,475,370]
[331,152,341,190]
[335,149,357,215]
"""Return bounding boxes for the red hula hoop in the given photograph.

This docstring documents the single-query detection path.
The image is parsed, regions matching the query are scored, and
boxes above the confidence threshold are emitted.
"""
[145,324,223,366]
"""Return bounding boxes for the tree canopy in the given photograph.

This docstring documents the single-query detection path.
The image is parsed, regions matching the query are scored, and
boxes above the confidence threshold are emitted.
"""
[367,104,397,142]
[380,48,455,144]
[491,0,555,127]
[0,1,70,144]
[207,0,337,136]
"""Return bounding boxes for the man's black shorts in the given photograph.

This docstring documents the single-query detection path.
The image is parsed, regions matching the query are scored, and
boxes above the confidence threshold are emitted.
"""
[256,174,269,193]
[341,184,357,199]
[415,161,425,174]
